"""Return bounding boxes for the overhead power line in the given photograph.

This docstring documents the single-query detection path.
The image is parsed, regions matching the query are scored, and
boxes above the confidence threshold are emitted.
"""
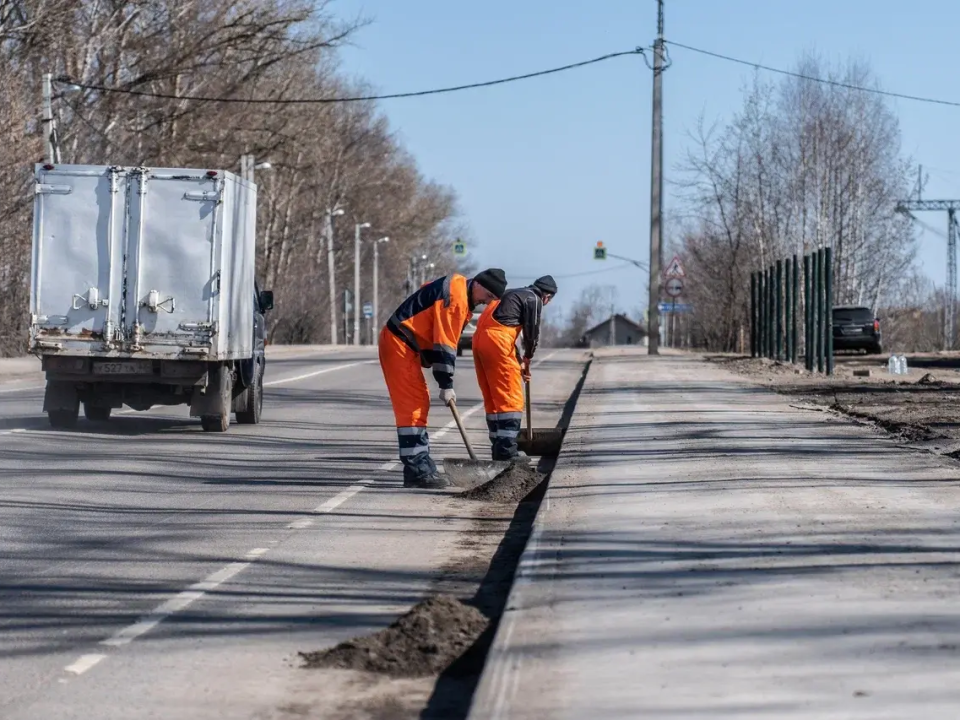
[665,40,960,109]
[511,263,635,283]
[55,49,645,105]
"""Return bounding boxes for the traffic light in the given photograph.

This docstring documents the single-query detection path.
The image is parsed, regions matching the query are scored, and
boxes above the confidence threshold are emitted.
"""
[593,241,606,260]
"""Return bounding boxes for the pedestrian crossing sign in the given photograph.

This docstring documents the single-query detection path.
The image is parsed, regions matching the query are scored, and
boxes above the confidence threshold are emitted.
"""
[593,241,606,260]
[664,255,685,278]
[453,239,466,256]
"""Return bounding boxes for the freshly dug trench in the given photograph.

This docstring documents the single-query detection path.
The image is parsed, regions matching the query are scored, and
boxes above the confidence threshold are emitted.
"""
[461,463,544,503]
[299,595,488,678]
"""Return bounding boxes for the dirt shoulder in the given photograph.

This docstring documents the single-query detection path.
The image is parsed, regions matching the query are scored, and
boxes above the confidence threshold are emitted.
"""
[707,352,960,455]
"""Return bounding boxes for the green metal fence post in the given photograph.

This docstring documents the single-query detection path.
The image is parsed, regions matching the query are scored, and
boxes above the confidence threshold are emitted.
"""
[775,259,784,360]
[804,253,812,371]
[825,246,834,376]
[757,271,763,358]
[791,254,799,365]
[761,268,768,358]
[767,266,775,358]
[750,272,758,357]
[784,257,792,362]
[816,249,825,373]
[810,250,820,372]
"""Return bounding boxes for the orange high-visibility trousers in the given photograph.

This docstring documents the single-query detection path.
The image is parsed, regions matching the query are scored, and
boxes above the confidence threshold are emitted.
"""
[472,305,524,459]
[378,326,437,480]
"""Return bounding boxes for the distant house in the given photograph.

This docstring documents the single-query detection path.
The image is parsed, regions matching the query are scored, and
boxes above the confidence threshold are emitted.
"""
[579,314,647,348]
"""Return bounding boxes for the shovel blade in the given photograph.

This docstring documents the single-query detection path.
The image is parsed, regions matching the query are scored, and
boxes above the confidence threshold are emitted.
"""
[516,428,564,456]
[442,457,512,490]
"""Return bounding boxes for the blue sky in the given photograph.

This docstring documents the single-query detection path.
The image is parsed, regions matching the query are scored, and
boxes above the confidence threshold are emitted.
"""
[333,0,960,318]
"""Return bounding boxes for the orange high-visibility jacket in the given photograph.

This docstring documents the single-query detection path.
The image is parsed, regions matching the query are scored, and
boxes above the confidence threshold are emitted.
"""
[385,274,473,390]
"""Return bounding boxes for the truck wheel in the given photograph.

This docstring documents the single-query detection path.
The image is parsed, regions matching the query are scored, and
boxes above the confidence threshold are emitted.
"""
[199,363,231,432]
[235,362,263,425]
[84,404,112,422]
[49,408,79,429]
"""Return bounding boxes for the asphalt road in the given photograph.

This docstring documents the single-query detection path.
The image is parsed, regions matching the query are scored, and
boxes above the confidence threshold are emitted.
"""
[0,347,586,719]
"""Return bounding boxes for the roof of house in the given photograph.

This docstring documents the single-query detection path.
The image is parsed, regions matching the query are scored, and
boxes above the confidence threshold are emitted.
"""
[583,313,645,337]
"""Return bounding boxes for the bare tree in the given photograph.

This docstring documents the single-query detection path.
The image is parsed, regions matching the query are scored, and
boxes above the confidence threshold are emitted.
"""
[0,0,465,354]
[675,56,917,351]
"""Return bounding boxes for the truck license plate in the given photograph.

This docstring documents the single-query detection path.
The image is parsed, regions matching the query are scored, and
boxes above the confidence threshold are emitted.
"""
[93,361,153,375]
[841,327,863,335]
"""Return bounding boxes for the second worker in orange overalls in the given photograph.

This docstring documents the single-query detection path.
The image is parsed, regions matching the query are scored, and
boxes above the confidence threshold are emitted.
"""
[472,275,557,462]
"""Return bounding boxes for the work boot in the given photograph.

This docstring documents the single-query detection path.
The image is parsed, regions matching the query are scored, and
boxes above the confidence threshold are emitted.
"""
[403,471,450,489]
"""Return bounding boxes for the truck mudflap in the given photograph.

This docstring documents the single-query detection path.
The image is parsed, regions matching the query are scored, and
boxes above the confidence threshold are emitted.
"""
[43,381,79,413]
[189,363,232,419]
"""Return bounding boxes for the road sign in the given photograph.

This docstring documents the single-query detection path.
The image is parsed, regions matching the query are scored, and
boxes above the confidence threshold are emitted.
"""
[658,302,693,313]
[665,277,684,297]
[362,302,373,319]
[453,239,466,256]
[664,255,686,278]
[593,241,606,260]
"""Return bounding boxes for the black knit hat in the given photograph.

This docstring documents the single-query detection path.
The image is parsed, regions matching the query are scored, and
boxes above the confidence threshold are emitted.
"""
[533,275,558,295]
[474,268,507,299]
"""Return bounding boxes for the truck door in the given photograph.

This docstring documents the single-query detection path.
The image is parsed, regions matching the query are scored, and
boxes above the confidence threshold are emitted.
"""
[32,166,124,347]
[123,169,221,349]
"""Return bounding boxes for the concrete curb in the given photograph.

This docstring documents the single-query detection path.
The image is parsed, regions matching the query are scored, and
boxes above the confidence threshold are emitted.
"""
[466,350,606,720]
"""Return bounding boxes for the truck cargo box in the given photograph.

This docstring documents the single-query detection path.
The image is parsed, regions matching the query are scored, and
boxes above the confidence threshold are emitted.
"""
[30,164,256,361]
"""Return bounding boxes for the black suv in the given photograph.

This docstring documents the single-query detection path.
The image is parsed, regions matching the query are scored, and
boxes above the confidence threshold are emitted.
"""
[832,306,882,354]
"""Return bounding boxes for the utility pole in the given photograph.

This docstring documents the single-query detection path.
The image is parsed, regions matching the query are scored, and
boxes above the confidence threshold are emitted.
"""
[373,237,389,345]
[353,222,370,345]
[895,199,960,349]
[326,207,345,344]
[41,73,58,164]
[647,0,665,355]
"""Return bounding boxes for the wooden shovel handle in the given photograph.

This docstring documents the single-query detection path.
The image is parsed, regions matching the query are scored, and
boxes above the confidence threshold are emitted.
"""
[525,380,533,440]
[447,399,478,461]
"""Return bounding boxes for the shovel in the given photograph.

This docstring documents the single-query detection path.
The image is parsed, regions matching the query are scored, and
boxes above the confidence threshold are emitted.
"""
[516,379,564,456]
[442,399,511,489]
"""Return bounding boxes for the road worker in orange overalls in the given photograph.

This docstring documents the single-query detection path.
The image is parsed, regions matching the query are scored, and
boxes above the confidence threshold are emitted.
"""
[472,275,557,462]
[379,269,508,489]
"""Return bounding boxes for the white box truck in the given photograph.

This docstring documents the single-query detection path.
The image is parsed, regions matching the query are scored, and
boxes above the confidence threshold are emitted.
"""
[29,163,273,432]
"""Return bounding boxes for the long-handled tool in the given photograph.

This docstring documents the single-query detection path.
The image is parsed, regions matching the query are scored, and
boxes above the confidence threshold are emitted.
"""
[516,379,564,456]
[442,399,511,489]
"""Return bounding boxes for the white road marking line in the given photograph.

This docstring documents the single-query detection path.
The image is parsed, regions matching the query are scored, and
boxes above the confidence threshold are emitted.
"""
[311,481,372,514]
[287,518,313,530]
[100,558,252,648]
[264,360,375,387]
[64,654,107,675]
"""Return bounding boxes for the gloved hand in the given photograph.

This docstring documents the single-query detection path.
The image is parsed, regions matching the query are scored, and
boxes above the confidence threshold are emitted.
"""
[439,388,457,406]
[521,357,532,382]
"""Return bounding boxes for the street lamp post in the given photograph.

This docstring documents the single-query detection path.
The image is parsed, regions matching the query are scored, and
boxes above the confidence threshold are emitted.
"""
[239,154,272,183]
[419,254,429,285]
[373,237,390,345]
[327,207,345,344]
[40,75,82,164]
[354,222,371,345]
